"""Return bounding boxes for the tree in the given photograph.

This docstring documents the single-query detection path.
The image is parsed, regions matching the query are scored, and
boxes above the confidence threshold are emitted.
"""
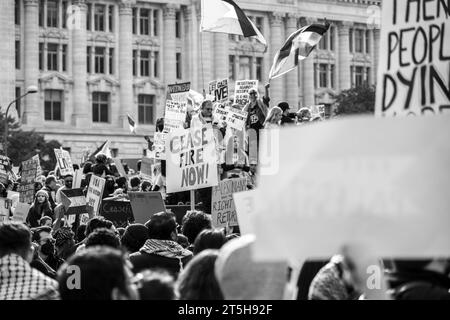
[335,85,376,115]
[0,114,61,172]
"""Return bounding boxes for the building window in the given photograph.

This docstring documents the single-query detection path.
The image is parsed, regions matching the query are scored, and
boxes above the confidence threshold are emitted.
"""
[330,26,335,51]
[47,0,58,27]
[108,5,114,32]
[15,87,21,117]
[330,64,335,88]
[15,0,20,25]
[87,3,92,30]
[355,29,364,53]
[355,66,364,87]
[110,148,118,158]
[44,90,63,121]
[349,29,353,52]
[319,64,327,88]
[87,46,91,73]
[92,92,109,123]
[366,67,371,85]
[140,9,150,35]
[365,30,370,54]
[138,94,154,124]
[39,43,44,70]
[109,48,114,75]
[39,0,44,27]
[256,57,263,81]
[140,50,150,76]
[132,8,137,34]
[94,47,105,74]
[176,53,182,79]
[153,10,159,36]
[62,1,68,28]
[229,55,235,80]
[238,56,251,80]
[62,44,67,72]
[15,41,20,70]
[153,51,159,77]
[94,4,105,31]
[47,43,58,71]
[319,35,328,50]
[175,11,181,38]
[132,50,137,76]
[255,17,264,34]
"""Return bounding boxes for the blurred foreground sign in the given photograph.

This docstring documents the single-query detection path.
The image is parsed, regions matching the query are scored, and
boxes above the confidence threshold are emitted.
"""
[254,116,450,261]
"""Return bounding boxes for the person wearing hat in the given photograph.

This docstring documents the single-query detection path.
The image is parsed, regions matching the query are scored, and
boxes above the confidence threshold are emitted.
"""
[243,84,270,135]
[278,102,295,126]
[26,190,54,228]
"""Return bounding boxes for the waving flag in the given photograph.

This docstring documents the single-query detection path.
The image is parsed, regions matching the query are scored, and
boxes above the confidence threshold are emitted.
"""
[200,0,267,47]
[127,114,137,134]
[269,23,330,80]
[88,140,112,162]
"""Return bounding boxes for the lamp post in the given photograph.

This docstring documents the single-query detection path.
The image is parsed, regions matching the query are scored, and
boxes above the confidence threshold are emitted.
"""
[3,85,38,157]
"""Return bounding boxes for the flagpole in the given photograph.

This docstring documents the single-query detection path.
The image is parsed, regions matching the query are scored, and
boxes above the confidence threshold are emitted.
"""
[200,31,205,95]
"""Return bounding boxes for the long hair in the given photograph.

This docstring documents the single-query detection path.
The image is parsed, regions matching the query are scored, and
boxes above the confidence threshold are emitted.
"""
[264,106,282,126]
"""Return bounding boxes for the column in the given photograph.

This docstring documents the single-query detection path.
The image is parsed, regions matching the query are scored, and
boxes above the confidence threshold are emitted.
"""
[373,28,380,85]
[104,44,110,75]
[301,17,315,107]
[214,33,228,80]
[163,4,177,86]
[285,14,299,108]
[338,21,352,90]
[269,12,285,105]
[136,49,141,77]
[43,41,48,71]
[184,6,194,88]
[119,0,134,128]
[189,3,199,90]
[367,28,375,85]
[58,44,63,73]
[89,46,94,74]
[0,0,15,116]
[71,0,89,127]
[23,0,41,126]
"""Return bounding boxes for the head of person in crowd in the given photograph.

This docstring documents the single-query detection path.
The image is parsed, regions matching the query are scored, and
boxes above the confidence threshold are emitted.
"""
[34,189,50,205]
[278,102,290,116]
[85,216,114,238]
[130,176,141,191]
[85,228,121,250]
[53,227,76,261]
[181,210,212,245]
[116,176,128,193]
[248,88,258,103]
[297,107,312,123]
[103,175,116,198]
[140,180,152,192]
[62,174,73,189]
[34,181,43,194]
[44,175,58,191]
[57,246,138,300]
[32,226,55,259]
[177,249,224,300]
[0,222,33,261]
[264,106,283,126]
[121,224,149,254]
[145,212,178,241]
[215,234,288,299]
[73,164,80,171]
[136,269,177,300]
[95,153,107,165]
[201,100,214,119]
[39,216,53,227]
[82,161,93,174]
[193,229,227,255]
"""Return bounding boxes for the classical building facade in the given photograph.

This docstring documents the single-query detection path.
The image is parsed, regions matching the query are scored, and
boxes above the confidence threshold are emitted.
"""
[1,0,381,161]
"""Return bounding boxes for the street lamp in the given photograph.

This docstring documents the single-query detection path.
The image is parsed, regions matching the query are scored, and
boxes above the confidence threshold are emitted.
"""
[3,85,38,157]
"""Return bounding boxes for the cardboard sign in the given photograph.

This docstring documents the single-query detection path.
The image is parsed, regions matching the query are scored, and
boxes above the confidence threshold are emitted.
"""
[13,202,30,223]
[31,155,42,178]
[100,200,134,227]
[234,80,258,106]
[73,169,83,189]
[213,103,230,124]
[140,158,153,180]
[60,188,87,215]
[165,127,219,193]
[227,107,248,131]
[233,189,258,235]
[167,82,191,102]
[19,158,38,204]
[54,149,74,176]
[154,132,167,160]
[113,158,127,177]
[211,178,247,228]
[375,0,450,116]
[86,175,105,216]
[164,100,188,132]
[254,116,450,261]
[208,78,228,103]
[128,192,166,224]
[0,155,10,184]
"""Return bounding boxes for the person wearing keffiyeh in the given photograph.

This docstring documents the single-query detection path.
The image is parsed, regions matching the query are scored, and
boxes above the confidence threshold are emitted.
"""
[0,222,58,300]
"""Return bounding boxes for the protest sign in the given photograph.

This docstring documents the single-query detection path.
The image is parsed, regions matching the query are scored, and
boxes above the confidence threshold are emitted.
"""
[128,192,166,224]
[73,169,83,189]
[61,188,87,215]
[54,149,74,176]
[13,202,30,223]
[165,127,219,193]
[208,78,228,103]
[19,158,38,204]
[154,132,167,160]
[213,103,230,124]
[254,116,450,261]
[0,156,10,184]
[225,132,247,166]
[31,155,42,177]
[0,198,9,218]
[375,0,450,116]
[140,157,153,180]
[164,100,188,132]
[234,80,258,106]
[211,178,247,228]
[86,175,105,215]
[227,107,248,131]
[167,82,191,102]
[113,158,127,177]
[233,189,258,235]
[100,200,134,227]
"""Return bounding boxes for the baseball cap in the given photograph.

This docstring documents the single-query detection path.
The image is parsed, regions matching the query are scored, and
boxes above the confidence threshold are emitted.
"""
[278,102,290,112]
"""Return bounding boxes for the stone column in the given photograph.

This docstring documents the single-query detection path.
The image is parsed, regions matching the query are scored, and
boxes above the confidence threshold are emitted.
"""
[0,0,15,116]
[338,21,352,90]
[269,12,285,105]
[163,4,177,86]
[118,0,135,128]
[373,28,380,85]
[71,0,89,127]
[301,17,316,107]
[285,13,299,108]
[214,33,228,80]
[22,0,40,126]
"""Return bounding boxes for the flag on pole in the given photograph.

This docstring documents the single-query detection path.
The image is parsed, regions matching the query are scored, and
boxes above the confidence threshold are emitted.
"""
[127,114,137,134]
[269,22,329,80]
[200,0,267,48]
[88,140,112,162]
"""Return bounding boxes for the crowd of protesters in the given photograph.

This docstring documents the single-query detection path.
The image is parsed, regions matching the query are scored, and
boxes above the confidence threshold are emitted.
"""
[0,85,449,300]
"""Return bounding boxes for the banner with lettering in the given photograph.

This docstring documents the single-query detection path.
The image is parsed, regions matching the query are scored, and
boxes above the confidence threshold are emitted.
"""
[234,80,258,106]
[208,78,228,103]
[211,178,247,228]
